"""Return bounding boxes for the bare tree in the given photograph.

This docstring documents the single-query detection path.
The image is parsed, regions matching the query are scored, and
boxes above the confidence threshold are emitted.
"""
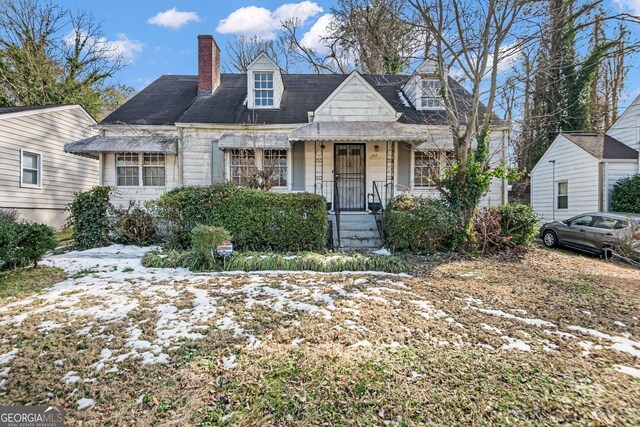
[225,35,279,73]
[407,0,526,242]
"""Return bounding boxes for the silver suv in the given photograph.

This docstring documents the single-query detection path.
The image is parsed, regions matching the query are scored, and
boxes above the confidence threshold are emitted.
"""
[539,212,640,258]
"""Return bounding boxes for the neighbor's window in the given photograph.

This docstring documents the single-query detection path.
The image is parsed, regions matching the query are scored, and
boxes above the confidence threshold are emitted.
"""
[116,153,166,187]
[21,150,42,188]
[557,181,568,209]
[414,151,439,187]
[264,149,287,187]
[421,79,442,109]
[254,72,274,107]
[143,153,166,186]
[230,149,257,187]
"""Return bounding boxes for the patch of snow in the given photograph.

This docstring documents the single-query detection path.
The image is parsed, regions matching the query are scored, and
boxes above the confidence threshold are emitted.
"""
[372,248,392,256]
[614,321,627,328]
[0,367,10,377]
[480,323,503,334]
[76,398,95,410]
[54,358,66,366]
[62,371,80,384]
[38,320,62,331]
[614,365,640,379]
[246,335,261,350]
[350,340,372,348]
[222,354,237,369]
[0,348,19,364]
[545,330,576,339]
[567,326,640,358]
[473,307,556,327]
[291,338,305,346]
[500,336,531,352]
[411,300,447,319]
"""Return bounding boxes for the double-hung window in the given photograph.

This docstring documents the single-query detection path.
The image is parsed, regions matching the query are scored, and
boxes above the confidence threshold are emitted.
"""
[264,149,287,187]
[21,150,42,188]
[421,79,442,109]
[557,181,568,209]
[116,153,166,187]
[414,151,440,187]
[254,72,274,107]
[230,149,257,187]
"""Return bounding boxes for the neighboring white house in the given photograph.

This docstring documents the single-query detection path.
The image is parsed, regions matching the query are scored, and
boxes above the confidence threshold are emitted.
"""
[0,105,99,228]
[531,125,640,222]
[65,35,509,249]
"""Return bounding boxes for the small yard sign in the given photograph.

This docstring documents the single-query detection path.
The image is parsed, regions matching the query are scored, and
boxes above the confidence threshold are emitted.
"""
[216,241,233,258]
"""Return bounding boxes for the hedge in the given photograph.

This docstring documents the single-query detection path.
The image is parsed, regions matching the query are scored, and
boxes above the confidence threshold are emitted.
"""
[383,195,455,252]
[0,219,57,269]
[150,184,327,251]
[611,174,640,213]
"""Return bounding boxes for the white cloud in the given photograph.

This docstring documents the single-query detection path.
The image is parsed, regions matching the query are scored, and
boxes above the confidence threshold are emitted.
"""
[216,1,323,39]
[613,0,640,15]
[64,31,143,64]
[147,8,201,29]
[300,14,334,54]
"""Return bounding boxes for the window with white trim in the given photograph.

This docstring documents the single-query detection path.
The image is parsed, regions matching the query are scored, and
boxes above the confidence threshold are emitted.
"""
[21,150,42,188]
[557,181,568,209]
[264,149,287,187]
[414,151,439,187]
[116,153,165,187]
[254,72,274,107]
[230,149,257,187]
[421,79,442,109]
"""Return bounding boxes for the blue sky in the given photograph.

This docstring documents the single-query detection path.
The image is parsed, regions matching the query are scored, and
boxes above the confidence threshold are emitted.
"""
[57,0,640,107]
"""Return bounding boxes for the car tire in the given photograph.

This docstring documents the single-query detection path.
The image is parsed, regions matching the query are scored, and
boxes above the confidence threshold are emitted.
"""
[542,230,558,248]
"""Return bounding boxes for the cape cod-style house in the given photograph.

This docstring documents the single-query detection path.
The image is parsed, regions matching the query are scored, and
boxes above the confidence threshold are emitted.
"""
[65,35,509,249]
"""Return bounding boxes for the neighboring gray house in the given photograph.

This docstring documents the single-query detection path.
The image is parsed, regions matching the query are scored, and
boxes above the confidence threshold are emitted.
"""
[65,35,509,249]
[531,96,640,222]
[0,105,99,228]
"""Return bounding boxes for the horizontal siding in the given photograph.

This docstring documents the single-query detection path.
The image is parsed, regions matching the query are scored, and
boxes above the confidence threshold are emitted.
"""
[0,108,99,211]
[103,152,179,207]
[182,129,224,186]
[315,76,396,122]
[531,135,599,222]
[607,100,640,152]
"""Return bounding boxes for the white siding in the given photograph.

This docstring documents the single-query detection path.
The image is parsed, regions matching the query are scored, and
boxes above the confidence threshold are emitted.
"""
[102,153,179,207]
[0,107,98,227]
[606,95,640,152]
[314,73,397,122]
[181,128,224,186]
[531,135,600,222]
[603,161,638,211]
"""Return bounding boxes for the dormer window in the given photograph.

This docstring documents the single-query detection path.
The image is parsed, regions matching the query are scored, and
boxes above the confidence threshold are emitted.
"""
[421,79,442,109]
[254,72,274,107]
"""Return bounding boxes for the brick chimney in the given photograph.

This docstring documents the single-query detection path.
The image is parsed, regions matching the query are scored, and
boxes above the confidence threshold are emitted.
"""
[197,35,220,95]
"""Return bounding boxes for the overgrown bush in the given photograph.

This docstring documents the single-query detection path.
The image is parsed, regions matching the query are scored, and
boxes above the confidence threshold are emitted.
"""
[383,195,455,252]
[110,201,159,246]
[150,184,327,251]
[611,174,640,213]
[497,203,540,245]
[190,225,232,269]
[474,207,505,253]
[0,209,20,223]
[66,186,113,250]
[0,220,57,269]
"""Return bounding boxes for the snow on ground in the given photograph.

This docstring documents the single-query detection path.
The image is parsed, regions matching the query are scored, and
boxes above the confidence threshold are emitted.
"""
[0,245,638,406]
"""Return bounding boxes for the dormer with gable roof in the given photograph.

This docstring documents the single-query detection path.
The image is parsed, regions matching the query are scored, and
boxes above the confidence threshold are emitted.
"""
[402,58,445,111]
[246,52,285,110]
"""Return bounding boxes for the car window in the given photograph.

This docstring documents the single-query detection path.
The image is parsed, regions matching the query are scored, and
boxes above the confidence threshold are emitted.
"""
[568,215,594,227]
[594,216,617,230]
[614,220,631,230]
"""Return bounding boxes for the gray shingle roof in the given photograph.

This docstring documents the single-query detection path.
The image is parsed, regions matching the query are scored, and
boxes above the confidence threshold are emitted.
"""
[562,133,639,160]
[101,73,496,127]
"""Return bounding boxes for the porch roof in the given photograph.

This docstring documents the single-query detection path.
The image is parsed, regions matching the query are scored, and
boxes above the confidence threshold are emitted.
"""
[65,135,178,157]
[218,132,291,149]
[288,121,438,142]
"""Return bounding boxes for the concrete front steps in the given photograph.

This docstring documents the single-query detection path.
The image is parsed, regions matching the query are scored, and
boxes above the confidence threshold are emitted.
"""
[329,213,383,252]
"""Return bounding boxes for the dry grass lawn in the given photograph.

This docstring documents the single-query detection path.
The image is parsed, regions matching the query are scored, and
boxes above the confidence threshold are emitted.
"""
[0,245,638,426]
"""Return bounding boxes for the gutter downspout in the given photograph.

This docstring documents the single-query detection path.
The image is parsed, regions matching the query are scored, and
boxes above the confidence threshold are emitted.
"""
[502,130,508,205]
[178,127,184,187]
